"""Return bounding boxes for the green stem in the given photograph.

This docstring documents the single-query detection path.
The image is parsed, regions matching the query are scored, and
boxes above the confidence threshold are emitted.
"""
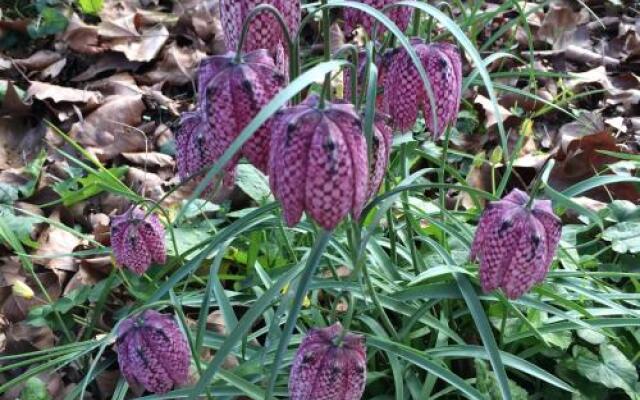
[233,4,295,64]
[439,126,452,248]
[264,230,333,399]
[400,143,422,273]
[319,0,331,109]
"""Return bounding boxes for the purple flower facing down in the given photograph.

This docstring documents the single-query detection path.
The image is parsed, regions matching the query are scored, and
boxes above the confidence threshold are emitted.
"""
[269,95,368,230]
[116,310,190,394]
[111,207,166,275]
[176,111,215,181]
[201,50,285,175]
[219,0,300,54]
[289,323,367,400]
[367,114,393,200]
[343,0,412,38]
[470,189,562,299]
[383,40,462,137]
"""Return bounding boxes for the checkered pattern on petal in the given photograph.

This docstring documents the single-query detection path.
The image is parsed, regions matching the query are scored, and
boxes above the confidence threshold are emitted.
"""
[110,207,167,275]
[289,323,367,400]
[384,40,462,137]
[501,213,548,299]
[367,114,393,200]
[116,311,190,394]
[176,111,216,182]
[532,203,562,283]
[269,97,368,229]
[343,0,412,39]
[471,189,563,299]
[219,0,300,54]
[269,104,320,226]
[204,50,285,177]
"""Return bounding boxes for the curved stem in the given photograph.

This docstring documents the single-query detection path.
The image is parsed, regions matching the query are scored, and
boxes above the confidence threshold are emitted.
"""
[233,4,295,65]
[319,0,332,109]
[264,230,333,399]
[333,44,360,105]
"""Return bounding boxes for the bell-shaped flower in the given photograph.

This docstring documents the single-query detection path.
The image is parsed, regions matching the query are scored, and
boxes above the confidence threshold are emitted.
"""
[343,0,412,39]
[219,0,300,54]
[176,111,215,181]
[111,207,166,275]
[289,323,367,400]
[116,310,190,394]
[367,114,393,200]
[383,40,462,137]
[269,95,368,230]
[470,189,562,299]
[201,50,285,175]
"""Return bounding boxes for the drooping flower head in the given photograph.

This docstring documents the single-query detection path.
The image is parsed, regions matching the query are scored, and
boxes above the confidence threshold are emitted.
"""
[201,50,285,175]
[289,323,367,400]
[175,111,216,181]
[219,0,300,53]
[470,189,562,299]
[367,114,393,200]
[111,207,166,275]
[116,310,190,394]
[342,48,394,107]
[343,0,413,38]
[269,95,369,230]
[383,39,462,137]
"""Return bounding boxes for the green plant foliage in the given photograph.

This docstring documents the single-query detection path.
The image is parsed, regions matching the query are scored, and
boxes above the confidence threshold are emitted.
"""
[76,0,103,15]
[27,7,68,39]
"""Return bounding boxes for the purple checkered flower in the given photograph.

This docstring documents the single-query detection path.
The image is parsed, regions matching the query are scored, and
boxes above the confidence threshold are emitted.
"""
[116,310,190,394]
[175,111,215,180]
[470,189,562,299]
[269,95,368,230]
[200,50,285,175]
[289,323,367,400]
[219,0,300,54]
[383,40,462,137]
[110,207,166,275]
[343,0,412,38]
[367,114,393,200]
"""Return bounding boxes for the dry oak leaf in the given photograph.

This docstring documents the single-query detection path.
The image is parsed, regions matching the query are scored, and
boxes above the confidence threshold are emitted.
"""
[27,81,103,106]
[62,13,104,55]
[99,13,170,62]
[142,42,207,86]
[69,94,146,161]
[34,211,81,273]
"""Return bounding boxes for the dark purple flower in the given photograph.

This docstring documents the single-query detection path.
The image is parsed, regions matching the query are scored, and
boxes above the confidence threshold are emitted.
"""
[383,40,462,137]
[289,323,367,400]
[367,114,393,200]
[470,189,562,299]
[200,50,285,175]
[343,0,412,38]
[176,111,215,180]
[116,310,190,394]
[219,0,300,54]
[111,207,166,275]
[269,95,368,230]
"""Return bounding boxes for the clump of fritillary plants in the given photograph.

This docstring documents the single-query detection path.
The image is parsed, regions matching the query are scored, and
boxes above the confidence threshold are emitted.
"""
[8,1,640,400]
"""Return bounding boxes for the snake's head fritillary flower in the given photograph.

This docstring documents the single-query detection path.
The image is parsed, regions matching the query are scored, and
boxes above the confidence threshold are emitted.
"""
[176,111,214,181]
[383,40,462,137]
[200,50,285,176]
[470,189,562,299]
[219,0,300,55]
[269,95,369,230]
[289,323,367,400]
[343,0,412,39]
[367,114,393,200]
[110,207,166,275]
[116,310,190,394]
